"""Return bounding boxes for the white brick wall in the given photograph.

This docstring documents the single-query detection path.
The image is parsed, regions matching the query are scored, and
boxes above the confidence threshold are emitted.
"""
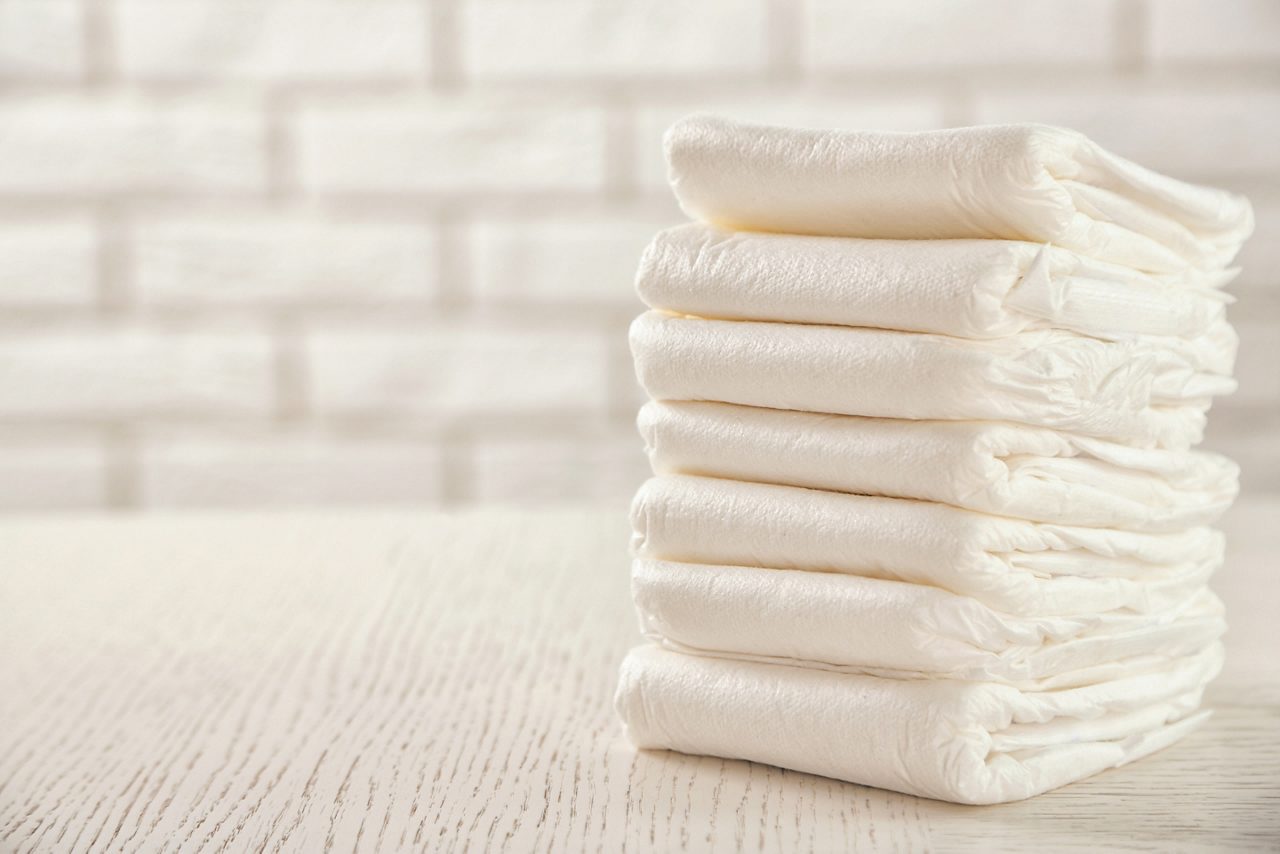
[306,325,611,420]
[0,95,267,194]
[116,0,430,82]
[0,218,97,306]
[470,434,648,503]
[0,0,82,79]
[139,432,443,507]
[296,98,608,194]
[1148,0,1280,64]
[805,0,1120,70]
[134,213,437,306]
[0,0,1274,511]
[0,326,274,418]
[460,0,770,78]
[0,434,108,511]
[469,213,669,305]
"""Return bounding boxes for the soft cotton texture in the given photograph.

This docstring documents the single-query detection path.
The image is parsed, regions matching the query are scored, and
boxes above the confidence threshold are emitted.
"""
[616,643,1221,804]
[639,401,1239,531]
[665,116,1254,272]
[633,474,1222,617]
[633,553,1223,685]
[631,311,1236,449]
[618,113,1243,805]
[638,224,1233,340]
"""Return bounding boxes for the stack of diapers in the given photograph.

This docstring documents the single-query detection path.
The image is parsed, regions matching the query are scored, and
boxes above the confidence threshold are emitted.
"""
[615,116,1254,805]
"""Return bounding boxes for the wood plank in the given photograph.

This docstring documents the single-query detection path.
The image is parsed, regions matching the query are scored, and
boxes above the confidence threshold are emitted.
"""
[0,501,1276,852]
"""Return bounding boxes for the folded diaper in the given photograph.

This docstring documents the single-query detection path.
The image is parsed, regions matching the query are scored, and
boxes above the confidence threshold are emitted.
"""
[632,555,1224,686]
[617,114,1243,804]
[665,115,1254,272]
[639,401,1239,531]
[616,642,1222,804]
[632,475,1222,617]
[631,311,1236,449]
[637,224,1233,340]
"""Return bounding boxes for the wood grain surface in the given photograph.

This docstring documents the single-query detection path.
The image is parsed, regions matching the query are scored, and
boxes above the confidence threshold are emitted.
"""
[0,500,1277,853]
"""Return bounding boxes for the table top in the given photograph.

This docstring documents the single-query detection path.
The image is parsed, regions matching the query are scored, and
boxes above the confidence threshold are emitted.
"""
[1,499,1277,853]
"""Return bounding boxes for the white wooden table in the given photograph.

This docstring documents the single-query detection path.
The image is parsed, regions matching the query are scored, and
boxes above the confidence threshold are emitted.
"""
[1,500,1277,852]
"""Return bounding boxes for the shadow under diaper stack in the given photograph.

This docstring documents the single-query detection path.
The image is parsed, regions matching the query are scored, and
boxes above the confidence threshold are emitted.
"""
[615,116,1255,805]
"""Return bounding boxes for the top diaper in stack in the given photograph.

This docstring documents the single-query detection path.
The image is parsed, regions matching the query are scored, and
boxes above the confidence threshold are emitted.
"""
[616,116,1253,805]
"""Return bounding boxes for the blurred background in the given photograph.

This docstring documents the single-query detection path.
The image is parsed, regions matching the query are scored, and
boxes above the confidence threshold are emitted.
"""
[0,0,1276,513]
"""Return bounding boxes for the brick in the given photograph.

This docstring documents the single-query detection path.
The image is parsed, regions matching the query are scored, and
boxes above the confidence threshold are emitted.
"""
[635,94,945,191]
[469,213,672,305]
[0,436,107,510]
[0,0,82,79]
[115,0,428,81]
[135,214,436,305]
[306,325,610,419]
[461,0,768,78]
[806,0,1117,71]
[974,88,1280,180]
[0,326,273,418]
[612,346,649,415]
[1149,0,1280,64]
[0,95,267,194]
[140,432,442,507]
[469,434,647,503]
[297,97,606,194]
[0,218,96,306]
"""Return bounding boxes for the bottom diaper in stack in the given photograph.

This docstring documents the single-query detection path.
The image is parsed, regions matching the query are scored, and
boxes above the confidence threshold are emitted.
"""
[617,643,1222,805]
